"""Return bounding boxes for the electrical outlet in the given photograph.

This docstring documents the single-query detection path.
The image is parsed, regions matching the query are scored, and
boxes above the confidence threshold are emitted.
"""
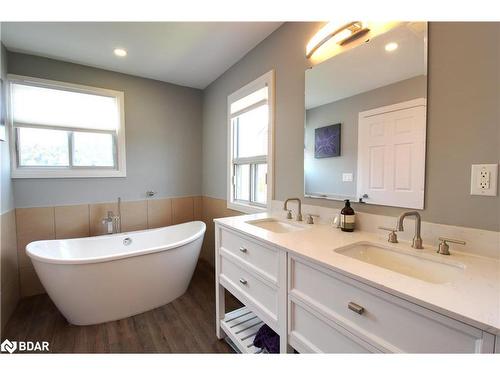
[479,170,490,190]
[470,164,498,196]
[342,173,353,182]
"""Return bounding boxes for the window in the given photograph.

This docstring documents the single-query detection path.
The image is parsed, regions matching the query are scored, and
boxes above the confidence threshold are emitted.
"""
[227,71,274,213]
[8,75,126,178]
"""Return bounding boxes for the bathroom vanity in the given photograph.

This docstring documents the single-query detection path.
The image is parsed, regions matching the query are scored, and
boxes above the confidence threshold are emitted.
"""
[215,21,500,354]
[214,213,499,353]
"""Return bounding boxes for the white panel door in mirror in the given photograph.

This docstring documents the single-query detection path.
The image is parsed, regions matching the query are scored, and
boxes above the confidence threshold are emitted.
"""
[357,99,426,209]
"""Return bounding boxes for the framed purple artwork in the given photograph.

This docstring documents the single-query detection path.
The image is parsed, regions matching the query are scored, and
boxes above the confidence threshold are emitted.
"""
[314,123,340,158]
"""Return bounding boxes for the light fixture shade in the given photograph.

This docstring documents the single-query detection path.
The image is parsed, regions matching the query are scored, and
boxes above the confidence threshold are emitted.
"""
[306,21,367,59]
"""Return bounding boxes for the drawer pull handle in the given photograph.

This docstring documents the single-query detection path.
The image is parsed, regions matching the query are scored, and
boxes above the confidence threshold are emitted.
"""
[239,247,247,253]
[348,302,365,315]
[239,278,248,285]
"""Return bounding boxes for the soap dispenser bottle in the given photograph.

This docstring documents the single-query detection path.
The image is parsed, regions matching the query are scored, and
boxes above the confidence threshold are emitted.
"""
[340,199,355,232]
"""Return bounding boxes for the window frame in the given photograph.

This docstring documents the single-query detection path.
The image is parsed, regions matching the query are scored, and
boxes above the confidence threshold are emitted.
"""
[227,70,275,214]
[7,74,126,178]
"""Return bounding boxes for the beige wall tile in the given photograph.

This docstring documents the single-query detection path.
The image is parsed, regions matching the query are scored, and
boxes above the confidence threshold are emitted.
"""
[19,265,45,297]
[199,197,242,267]
[89,202,118,236]
[172,197,194,225]
[55,204,90,239]
[1,210,19,288]
[16,245,33,269]
[121,200,148,232]
[1,210,20,330]
[16,207,55,268]
[16,247,32,269]
[147,198,172,229]
[193,196,202,221]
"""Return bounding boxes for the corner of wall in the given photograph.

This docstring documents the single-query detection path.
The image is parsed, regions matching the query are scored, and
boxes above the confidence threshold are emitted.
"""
[0,39,20,334]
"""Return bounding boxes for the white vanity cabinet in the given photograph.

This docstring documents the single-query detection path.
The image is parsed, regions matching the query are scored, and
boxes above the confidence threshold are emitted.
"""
[288,255,496,353]
[215,222,496,354]
[215,224,288,353]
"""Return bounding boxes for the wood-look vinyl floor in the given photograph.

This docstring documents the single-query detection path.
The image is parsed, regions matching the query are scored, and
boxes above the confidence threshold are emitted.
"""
[2,260,242,353]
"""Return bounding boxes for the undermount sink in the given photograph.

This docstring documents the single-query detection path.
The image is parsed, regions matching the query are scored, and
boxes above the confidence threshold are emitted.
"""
[245,218,305,233]
[335,242,465,284]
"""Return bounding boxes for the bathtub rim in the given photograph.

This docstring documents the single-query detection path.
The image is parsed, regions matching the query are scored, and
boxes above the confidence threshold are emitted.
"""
[26,220,206,266]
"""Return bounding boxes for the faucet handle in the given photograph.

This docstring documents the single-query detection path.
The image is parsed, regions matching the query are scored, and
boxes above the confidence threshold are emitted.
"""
[378,226,398,243]
[437,237,465,255]
[305,213,319,224]
[286,210,293,219]
[438,237,466,245]
[378,226,396,231]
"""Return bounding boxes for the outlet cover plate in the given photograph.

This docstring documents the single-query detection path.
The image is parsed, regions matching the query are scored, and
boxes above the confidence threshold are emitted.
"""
[470,164,498,196]
[342,173,353,182]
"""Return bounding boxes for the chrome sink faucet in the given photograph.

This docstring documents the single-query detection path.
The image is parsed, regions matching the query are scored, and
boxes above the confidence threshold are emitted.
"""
[396,211,423,249]
[283,198,303,221]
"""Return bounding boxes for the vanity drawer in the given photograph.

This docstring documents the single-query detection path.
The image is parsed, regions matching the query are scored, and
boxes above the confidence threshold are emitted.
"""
[220,255,278,323]
[289,300,376,353]
[220,228,278,282]
[289,256,491,353]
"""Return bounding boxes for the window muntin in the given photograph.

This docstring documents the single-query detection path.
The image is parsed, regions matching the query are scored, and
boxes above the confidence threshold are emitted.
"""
[8,76,126,178]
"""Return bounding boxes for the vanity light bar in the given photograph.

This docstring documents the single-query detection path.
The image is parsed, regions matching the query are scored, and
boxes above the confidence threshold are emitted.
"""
[306,21,370,58]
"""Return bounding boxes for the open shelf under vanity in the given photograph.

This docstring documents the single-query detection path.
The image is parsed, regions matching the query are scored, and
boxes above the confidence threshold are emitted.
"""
[221,307,265,354]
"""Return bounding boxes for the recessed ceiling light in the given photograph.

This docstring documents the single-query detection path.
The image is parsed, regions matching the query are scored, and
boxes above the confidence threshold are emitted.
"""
[113,48,127,57]
[384,42,398,52]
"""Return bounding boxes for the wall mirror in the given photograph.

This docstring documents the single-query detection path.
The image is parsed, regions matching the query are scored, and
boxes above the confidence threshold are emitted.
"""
[304,22,428,209]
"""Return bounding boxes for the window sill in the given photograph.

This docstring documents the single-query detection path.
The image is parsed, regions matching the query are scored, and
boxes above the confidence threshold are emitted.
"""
[227,201,267,214]
[11,168,127,179]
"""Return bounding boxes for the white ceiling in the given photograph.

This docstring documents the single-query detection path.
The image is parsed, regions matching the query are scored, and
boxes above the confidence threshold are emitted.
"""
[306,23,427,109]
[1,22,283,89]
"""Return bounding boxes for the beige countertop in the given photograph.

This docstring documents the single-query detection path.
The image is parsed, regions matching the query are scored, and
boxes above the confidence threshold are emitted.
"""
[215,213,500,335]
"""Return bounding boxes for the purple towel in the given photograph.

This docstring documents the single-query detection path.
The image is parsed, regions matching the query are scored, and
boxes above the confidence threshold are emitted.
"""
[253,324,279,353]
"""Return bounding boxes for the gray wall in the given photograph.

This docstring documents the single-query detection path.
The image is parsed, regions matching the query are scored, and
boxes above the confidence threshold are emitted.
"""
[305,75,427,198]
[7,52,203,207]
[202,22,500,232]
[1,43,15,214]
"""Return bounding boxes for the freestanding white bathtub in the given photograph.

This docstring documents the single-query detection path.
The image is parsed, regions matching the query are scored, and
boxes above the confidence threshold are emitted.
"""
[26,221,206,325]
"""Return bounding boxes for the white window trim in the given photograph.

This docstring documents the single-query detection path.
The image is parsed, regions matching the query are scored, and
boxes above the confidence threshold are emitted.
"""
[227,70,275,214]
[7,74,127,178]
